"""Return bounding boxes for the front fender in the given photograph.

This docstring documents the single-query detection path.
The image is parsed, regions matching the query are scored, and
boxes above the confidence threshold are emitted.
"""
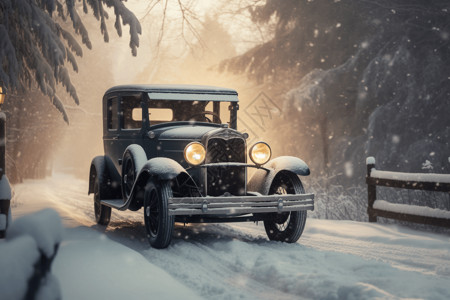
[248,156,310,195]
[128,157,196,210]
[88,156,121,197]
[133,157,193,191]
[139,157,187,181]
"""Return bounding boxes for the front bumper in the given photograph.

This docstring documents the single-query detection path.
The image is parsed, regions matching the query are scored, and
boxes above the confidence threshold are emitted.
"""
[168,193,314,216]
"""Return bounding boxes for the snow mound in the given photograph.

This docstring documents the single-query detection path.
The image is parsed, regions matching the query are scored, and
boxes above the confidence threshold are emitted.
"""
[0,214,6,230]
[7,208,64,257]
[0,236,40,300]
[53,227,201,300]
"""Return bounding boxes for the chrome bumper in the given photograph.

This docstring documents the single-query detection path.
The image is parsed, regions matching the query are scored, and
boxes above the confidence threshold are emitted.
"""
[168,193,314,216]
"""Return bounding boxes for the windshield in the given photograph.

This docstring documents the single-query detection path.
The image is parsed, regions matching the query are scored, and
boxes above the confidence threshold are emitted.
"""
[137,100,233,126]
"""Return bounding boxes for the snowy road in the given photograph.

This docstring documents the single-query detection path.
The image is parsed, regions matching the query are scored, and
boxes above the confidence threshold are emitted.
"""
[11,174,450,300]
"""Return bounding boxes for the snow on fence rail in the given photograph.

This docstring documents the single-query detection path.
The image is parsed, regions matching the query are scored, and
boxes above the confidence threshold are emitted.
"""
[366,157,450,228]
[0,209,63,300]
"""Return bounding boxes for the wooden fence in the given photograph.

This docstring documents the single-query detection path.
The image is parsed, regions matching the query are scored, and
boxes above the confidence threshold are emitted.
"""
[366,157,450,228]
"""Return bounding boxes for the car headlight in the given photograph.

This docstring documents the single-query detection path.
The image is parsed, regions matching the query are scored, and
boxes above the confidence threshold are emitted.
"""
[249,142,271,165]
[184,142,206,166]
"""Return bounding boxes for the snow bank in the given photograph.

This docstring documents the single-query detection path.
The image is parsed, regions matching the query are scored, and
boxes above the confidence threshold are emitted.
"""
[7,208,64,257]
[53,227,201,300]
[35,274,61,300]
[1,209,63,300]
[374,200,450,219]
[0,236,40,300]
[0,213,6,230]
[370,169,450,184]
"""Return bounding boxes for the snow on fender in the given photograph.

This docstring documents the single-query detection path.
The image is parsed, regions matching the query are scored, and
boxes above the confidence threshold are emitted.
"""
[138,157,187,181]
[248,156,310,195]
[266,156,310,175]
[124,144,147,173]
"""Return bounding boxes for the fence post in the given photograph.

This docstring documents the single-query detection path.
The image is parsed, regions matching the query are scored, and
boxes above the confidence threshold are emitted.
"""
[366,157,377,222]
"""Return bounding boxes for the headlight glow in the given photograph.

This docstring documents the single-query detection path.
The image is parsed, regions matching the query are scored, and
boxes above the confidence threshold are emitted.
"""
[249,142,271,165]
[184,142,206,166]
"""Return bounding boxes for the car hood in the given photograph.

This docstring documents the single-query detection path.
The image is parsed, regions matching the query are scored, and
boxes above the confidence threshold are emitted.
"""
[154,123,225,140]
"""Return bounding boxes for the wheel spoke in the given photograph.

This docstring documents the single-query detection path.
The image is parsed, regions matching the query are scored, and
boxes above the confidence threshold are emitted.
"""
[126,180,133,191]
[145,191,160,236]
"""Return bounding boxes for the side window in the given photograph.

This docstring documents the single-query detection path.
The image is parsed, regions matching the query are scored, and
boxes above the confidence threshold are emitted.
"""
[149,107,173,123]
[147,100,174,125]
[121,95,142,130]
[107,97,118,131]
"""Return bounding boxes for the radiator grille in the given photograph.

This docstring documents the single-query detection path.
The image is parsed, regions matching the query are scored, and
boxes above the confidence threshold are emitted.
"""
[206,137,246,196]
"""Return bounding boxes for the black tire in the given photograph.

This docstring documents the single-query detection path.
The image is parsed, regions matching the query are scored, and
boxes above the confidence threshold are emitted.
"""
[263,172,307,243]
[122,150,139,201]
[94,178,111,226]
[144,180,174,249]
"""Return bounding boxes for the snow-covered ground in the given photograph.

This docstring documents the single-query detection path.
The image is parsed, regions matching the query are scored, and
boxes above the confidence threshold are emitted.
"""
[7,173,450,299]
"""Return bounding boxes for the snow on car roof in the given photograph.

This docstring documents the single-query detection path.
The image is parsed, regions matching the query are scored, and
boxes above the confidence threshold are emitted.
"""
[105,84,239,102]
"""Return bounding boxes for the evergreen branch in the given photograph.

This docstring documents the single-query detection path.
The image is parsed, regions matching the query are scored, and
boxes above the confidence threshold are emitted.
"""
[52,94,70,124]
[57,66,80,105]
[56,24,83,57]
[65,47,78,72]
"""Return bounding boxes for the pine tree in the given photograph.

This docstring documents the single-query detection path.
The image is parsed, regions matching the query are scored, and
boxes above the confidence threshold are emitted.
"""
[222,0,450,180]
[0,0,142,123]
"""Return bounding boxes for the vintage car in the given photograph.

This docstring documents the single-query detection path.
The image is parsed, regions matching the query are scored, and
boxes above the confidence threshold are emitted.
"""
[88,85,314,248]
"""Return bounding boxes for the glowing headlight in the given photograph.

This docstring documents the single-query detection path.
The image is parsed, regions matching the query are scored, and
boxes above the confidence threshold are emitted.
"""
[184,142,206,166]
[249,142,271,165]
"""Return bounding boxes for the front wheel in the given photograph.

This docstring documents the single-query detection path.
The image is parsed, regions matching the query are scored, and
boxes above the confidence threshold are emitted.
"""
[263,172,307,243]
[144,180,174,249]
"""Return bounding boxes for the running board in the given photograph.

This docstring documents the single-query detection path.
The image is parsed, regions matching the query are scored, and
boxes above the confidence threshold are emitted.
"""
[101,199,127,210]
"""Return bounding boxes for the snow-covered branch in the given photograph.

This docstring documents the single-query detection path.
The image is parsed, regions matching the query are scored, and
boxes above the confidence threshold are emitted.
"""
[0,0,142,122]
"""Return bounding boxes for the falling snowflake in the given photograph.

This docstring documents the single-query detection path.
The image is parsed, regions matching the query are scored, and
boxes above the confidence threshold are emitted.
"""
[421,160,433,170]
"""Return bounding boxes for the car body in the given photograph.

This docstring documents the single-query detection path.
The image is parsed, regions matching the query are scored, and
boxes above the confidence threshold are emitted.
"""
[88,84,314,248]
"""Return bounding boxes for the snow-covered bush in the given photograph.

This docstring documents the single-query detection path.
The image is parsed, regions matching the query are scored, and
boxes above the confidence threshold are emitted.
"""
[305,177,368,221]
[0,208,63,300]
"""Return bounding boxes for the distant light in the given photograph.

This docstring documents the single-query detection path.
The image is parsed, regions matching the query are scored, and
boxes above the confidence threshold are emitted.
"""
[0,85,6,106]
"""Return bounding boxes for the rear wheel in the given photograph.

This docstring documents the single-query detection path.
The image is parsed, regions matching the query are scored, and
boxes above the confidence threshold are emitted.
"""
[94,178,111,226]
[144,180,174,249]
[263,172,307,243]
[122,151,137,200]
[121,146,147,201]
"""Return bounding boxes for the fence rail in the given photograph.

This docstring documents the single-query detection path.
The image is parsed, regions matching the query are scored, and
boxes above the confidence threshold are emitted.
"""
[366,157,450,228]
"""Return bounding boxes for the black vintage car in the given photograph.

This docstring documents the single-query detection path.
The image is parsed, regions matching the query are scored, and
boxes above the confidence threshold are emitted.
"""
[88,85,314,248]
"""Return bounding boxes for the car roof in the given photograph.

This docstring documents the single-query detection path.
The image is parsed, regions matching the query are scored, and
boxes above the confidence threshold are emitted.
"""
[105,84,239,102]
